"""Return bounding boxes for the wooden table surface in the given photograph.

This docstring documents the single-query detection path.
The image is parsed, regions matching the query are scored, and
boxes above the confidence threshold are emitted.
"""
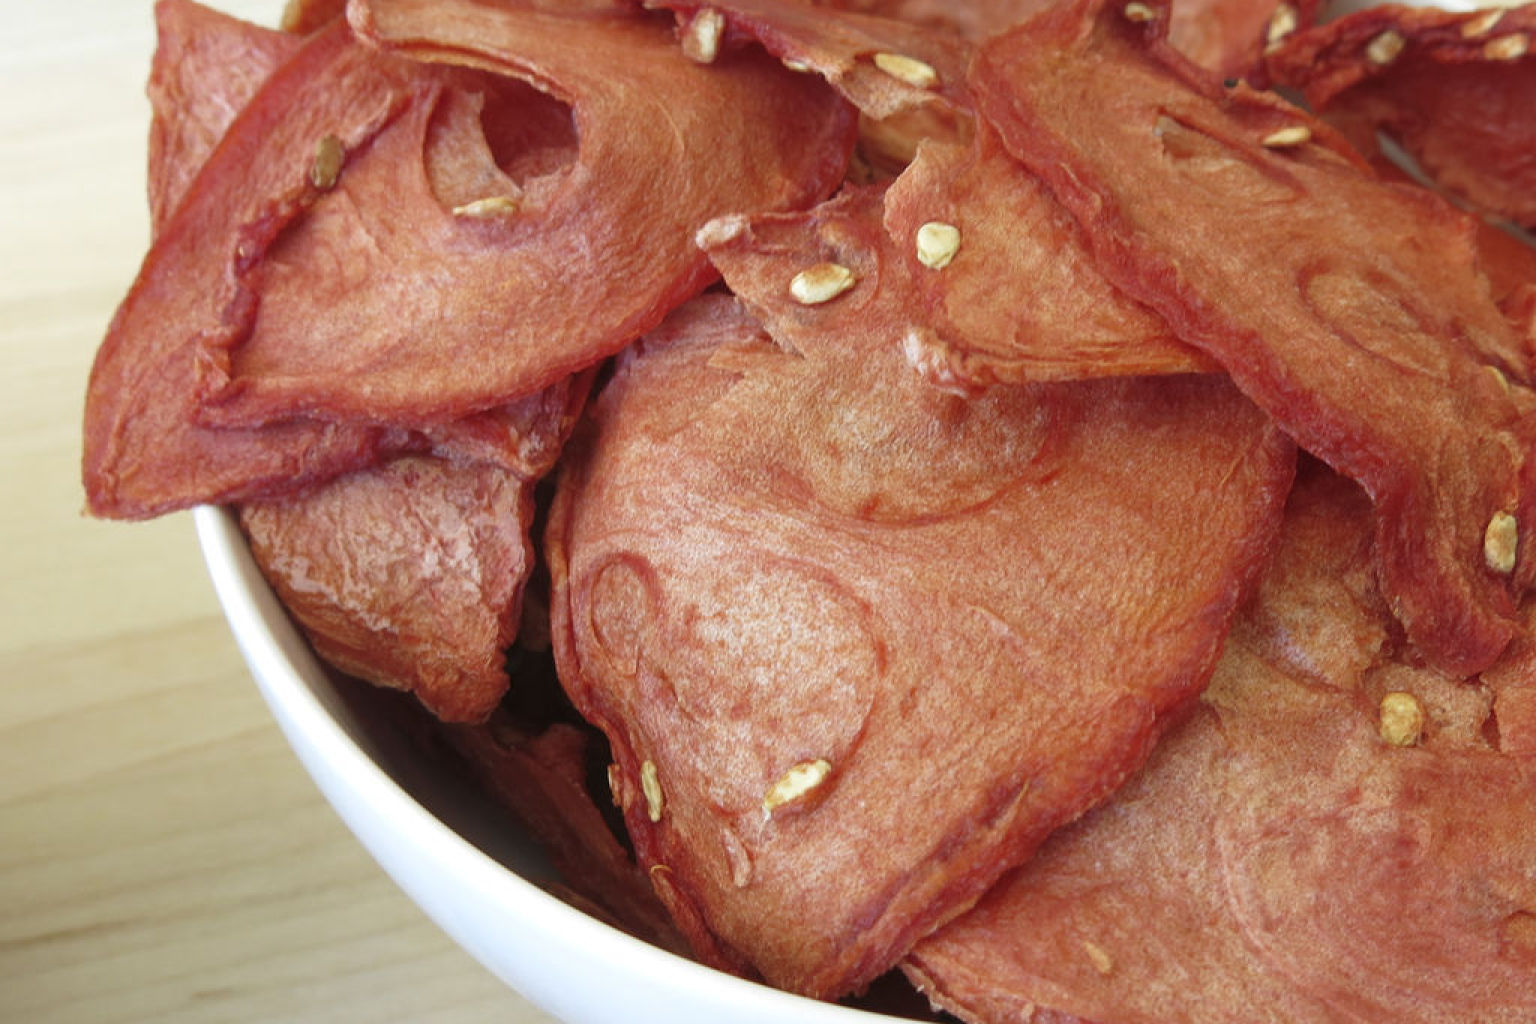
[0,3,556,1020]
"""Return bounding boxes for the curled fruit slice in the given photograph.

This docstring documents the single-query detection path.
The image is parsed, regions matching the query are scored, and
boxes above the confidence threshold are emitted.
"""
[1265,3,1536,231]
[971,0,1536,676]
[190,0,855,428]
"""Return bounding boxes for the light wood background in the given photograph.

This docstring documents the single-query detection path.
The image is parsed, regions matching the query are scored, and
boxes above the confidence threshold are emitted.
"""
[0,3,556,1020]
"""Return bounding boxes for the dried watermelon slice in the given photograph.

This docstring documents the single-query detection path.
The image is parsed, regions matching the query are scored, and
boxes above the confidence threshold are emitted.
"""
[239,457,531,722]
[906,463,1536,1024]
[1168,0,1326,78]
[234,365,588,721]
[122,2,587,721]
[644,0,971,118]
[882,122,1211,389]
[150,1,587,478]
[729,0,1312,77]
[970,0,1536,676]
[84,20,435,518]
[547,188,1294,995]
[643,0,975,179]
[1265,2,1536,231]
[89,0,837,516]
[644,0,1212,387]
[184,0,853,429]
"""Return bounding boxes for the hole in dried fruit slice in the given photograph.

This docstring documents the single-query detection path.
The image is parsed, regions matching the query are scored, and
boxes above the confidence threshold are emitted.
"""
[423,75,578,212]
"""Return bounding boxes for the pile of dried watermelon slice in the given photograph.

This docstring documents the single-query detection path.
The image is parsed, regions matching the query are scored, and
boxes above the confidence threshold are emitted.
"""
[84,0,1536,1020]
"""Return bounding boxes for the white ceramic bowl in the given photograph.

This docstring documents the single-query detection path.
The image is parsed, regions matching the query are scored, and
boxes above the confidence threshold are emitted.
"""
[193,504,901,1023]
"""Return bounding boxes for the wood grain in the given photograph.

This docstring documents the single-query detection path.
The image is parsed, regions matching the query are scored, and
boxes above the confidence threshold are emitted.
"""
[0,3,556,1020]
